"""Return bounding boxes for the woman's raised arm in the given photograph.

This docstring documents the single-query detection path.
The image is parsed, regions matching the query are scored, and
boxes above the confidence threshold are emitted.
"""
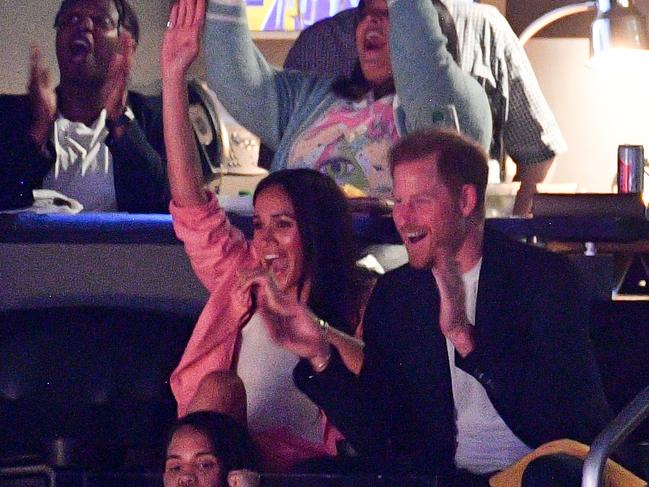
[161,0,207,208]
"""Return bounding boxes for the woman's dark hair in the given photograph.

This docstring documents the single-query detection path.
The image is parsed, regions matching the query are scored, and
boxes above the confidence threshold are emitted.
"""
[331,61,393,101]
[252,169,368,335]
[54,0,140,44]
[164,411,259,484]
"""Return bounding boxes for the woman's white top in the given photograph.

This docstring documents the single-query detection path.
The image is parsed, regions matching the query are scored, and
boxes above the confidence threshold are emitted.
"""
[236,313,324,443]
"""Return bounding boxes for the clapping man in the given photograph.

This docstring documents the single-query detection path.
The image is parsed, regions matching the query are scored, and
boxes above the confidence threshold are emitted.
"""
[0,0,169,213]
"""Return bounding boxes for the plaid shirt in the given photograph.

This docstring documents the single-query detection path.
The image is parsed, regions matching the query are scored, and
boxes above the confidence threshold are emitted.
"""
[284,1,566,166]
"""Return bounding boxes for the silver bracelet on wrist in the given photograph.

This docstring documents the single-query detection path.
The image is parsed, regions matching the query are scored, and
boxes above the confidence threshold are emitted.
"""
[315,316,330,341]
[309,316,331,372]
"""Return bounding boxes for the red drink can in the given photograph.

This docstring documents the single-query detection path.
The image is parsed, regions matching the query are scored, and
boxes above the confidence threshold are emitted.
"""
[617,145,645,194]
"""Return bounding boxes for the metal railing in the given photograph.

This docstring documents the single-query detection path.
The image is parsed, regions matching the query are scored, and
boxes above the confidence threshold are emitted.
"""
[582,385,649,486]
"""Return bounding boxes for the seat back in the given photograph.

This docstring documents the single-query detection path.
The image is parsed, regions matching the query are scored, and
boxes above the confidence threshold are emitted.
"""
[589,300,649,442]
[0,306,195,468]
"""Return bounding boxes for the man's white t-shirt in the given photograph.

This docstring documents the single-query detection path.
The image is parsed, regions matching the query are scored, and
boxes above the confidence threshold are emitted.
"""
[42,109,118,211]
[446,259,532,474]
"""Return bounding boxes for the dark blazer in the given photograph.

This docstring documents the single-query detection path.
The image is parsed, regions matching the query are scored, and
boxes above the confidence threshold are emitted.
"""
[295,229,612,475]
[0,91,170,213]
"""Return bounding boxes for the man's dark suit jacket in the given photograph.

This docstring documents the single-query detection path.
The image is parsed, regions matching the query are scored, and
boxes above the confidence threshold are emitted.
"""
[295,229,612,475]
[0,91,169,213]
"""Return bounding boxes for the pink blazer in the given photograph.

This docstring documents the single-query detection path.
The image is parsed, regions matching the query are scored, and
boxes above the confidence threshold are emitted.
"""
[169,194,339,471]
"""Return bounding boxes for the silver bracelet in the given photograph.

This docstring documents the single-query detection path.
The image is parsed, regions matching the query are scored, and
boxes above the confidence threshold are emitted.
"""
[309,316,331,372]
[315,316,330,341]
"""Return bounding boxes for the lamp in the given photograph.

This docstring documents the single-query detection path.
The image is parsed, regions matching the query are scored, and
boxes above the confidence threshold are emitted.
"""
[519,0,649,61]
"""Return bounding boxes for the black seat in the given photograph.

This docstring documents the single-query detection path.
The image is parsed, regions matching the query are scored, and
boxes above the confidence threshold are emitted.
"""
[0,306,196,469]
[588,299,649,479]
[589,300,649,441]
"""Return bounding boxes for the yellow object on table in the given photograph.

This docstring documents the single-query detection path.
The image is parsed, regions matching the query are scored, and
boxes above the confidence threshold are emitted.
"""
[489,439,646,487]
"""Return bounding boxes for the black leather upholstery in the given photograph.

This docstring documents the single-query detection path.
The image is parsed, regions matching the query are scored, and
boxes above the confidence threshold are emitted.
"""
[0,306,196,467]
[590,300,649,441]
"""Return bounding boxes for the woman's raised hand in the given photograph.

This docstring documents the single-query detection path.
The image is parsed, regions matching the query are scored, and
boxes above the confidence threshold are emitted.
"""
[237,269,331,362]
[161,0,206,81]
[161,0,208,208]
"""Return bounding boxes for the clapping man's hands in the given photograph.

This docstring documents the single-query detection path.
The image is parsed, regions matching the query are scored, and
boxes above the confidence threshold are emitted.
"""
[432,247,475,357]
[102,32,136,139]
[103,32,135,118]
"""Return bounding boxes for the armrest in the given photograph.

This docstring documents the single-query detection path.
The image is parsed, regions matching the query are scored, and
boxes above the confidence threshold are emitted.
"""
[582,385,649,487]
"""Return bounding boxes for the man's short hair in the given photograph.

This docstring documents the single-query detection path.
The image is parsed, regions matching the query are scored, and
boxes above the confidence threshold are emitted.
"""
[389,128,489,217]
[54,0,140,44]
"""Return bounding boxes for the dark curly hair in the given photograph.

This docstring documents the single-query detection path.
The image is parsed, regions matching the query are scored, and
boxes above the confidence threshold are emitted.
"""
[54,0,140,43]
[164,411,259,485]
[252,169,369,335]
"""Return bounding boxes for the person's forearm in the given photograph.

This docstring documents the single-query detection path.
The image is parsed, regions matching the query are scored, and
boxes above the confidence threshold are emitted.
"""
[28,121,52,151]
[513,158,554,216]
[294,349,391,457]
[301,313,364,375]
[162,76,207,208]
[109,119,171,213]
[327,327,365,375]
[389,0,492,149]
[203,0,284,149]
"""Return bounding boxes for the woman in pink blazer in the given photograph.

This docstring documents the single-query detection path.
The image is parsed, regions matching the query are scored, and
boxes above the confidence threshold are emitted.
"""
[161,0,370,472]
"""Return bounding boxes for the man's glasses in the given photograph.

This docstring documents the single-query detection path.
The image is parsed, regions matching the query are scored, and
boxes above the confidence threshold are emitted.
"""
[54,13,120,33]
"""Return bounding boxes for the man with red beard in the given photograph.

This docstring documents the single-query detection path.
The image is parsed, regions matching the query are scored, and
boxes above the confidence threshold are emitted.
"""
[249,128,611,485]
[0,0,169,213]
